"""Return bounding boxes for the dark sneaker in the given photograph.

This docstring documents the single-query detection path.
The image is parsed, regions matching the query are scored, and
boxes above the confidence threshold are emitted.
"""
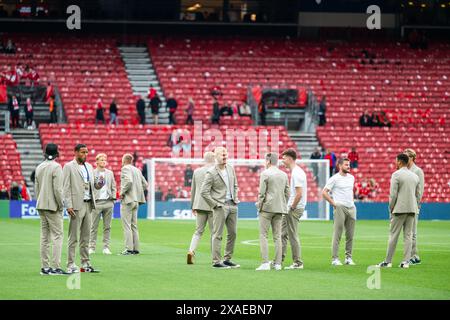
[187,251,195,264]
[40,267,52,275]
[132,250,140,255]
[409,257,421,265]
[50,268,70,275]
[223,260,240,268]
[119,250,134,255]
[377,261,392,268]
[80,265,100,273]
[212,263,231,269]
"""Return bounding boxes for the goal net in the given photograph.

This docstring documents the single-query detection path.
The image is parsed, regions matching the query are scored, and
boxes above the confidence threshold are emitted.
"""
[147,158,330,220]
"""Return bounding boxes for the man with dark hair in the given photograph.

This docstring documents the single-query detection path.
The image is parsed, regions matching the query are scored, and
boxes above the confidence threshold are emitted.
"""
[377,154,420,269]
[404,148,425,265]
[63,144,104,273]
[35,143,67,275]
[136,96,146,125]
[166,94,178,125]
[323,158,356,266]
[281,148,307,270]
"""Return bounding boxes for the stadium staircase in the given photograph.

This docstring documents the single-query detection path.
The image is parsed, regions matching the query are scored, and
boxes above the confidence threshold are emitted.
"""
[11,129,42,198]
[288,132,321,160]
[118,46,169,124]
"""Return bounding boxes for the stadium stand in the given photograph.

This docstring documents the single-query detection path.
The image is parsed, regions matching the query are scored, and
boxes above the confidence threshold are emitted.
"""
[0,134,24,191]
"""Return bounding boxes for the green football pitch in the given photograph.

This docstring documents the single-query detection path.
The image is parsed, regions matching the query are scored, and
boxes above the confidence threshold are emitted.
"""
[1,218,449,300]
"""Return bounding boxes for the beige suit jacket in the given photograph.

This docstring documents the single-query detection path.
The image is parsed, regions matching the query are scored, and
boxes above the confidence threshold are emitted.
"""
[120,164,148,205]
[93,168,117,202]
[63,160,98,210]
[410,163,425,206]
[35,160,64,212]
[200,164,239,209]
[257,166,290,214]
[191,165,214,212]
[389,167,420,214]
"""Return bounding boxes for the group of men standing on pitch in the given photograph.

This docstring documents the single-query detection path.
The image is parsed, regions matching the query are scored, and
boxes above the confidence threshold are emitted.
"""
[35,143,147,275]
[187,147,424,270]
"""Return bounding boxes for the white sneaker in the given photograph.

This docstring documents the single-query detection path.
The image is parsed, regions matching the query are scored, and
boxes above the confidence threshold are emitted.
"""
[399,262,410,269]
[273,264,282,271]
[284,262,304,270]
[88,248,95,255]
[345,257,356,265]
[332,259,343,266]
[66,265,79,274]
[377,261,392,268]
[102,248,112,255]
[255,263,271,271]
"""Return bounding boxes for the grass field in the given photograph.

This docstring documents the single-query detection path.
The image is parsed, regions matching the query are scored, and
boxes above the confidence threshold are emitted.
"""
[1,218,450,300]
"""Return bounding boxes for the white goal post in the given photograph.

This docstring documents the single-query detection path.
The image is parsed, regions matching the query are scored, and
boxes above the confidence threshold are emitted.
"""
[146,158,330,220]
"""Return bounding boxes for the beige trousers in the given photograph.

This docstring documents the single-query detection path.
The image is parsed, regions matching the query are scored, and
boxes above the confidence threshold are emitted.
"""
[67,202,93,268]
[211,203,238,265]
[385,212,415,264]
[189,210,213,253]
[39,210,64,269]
[281,208,303,265]
[89,200,114,251]
[259,211,283,265]
[411,211,420,259]
[121,201,140,251]
[332,205,356,260]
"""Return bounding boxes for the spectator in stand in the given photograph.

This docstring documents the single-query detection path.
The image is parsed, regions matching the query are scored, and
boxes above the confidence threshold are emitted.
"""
[155,186,163,201]
[136,95,146,125]
[258,100,267,125]
[318,96,327,126]
[46,82,54,102]
[211,99,220,124]
[10,181,21,200]
[24,98,34,130]
[0,185,9,199]
[4,39,16,54]
[9,95,20,129]
[324,149,337,177]
[379,111,392,127]
[49,95,57,123]
[220,101,233,116]
[20,181,31,201]
[165,188,176,201]
[355,178,370,201]
[238,102,252,117]
[166,94,178,125]
[371,111,380,127]
[150,94,161,125]
[176,186,188,199]
[310,147,322,181]
[95,98,106,125]
[109,98,119,125]
[147,85,156,100]
[184,165,193,187]
[368,178,379,199]
[359,110,373,127]
[186,97,194,125]
[348,147,359,169]
[211,85,222,99]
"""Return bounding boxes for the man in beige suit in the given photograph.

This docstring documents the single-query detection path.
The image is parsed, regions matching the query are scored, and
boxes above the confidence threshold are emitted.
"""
[404,148,425,265]
[201,147,240,269]
[35,143,67,275]
[187,151,215,264]
[255,153,290,271]
[89,153,117,255]
[378,153,420,269]
[120,153,148,255]
[63,144,103,273]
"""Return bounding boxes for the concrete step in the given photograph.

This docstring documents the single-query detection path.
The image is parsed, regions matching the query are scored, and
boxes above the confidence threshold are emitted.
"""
[127,69,155,75]
[129,75,158,81]
[120,52,149,58]
[123,57,151,63]
[118,47,147,53]
[126,64,153,70]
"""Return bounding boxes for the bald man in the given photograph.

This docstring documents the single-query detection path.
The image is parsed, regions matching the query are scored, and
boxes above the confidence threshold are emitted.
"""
[120,153,148,255]
[187,152,215,264]
[201,147,240,269]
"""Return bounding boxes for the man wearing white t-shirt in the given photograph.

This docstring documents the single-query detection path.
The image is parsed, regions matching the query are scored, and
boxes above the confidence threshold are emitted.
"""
[322,158,356,266]
[281,148,307,270]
